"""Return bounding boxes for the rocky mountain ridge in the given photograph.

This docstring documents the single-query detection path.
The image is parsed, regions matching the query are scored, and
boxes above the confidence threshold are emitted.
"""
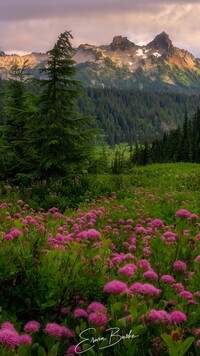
[0,32,200,93]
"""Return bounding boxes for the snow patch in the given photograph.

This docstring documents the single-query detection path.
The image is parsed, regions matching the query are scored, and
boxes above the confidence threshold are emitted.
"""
[128,61,133,65]
[136,49,147,58]
[153,52,161,58]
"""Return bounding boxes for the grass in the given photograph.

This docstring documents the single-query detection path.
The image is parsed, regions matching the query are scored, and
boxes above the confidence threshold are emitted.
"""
[0,163,200,355]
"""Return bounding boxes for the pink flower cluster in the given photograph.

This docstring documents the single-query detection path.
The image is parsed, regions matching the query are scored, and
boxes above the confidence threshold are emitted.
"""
[44,323,75,338]
[175,209,198,221]
[173,260,187,271]
[86,302,108,326]
[145,309,187,324]
[0,322,32,349]
[130,282,161,296]
[3,228,22,240]
[118,263,137,277]
[24,320,40,333]
[103,280,128,294]
[161,275,175,284]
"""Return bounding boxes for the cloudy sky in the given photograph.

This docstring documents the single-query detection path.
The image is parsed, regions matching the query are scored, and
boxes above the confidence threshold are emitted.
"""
[1,0,200,57]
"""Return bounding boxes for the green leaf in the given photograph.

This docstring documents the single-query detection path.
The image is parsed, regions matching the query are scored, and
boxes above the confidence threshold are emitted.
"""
[14,219,23,231]
[38,347,47,356]
[116,317,126,328]
[41,300,57,309]
[132,325,147,336]
[49,342,60,356]
[161,333,178,355]
[180,337,194,356]
[31,343,40,351]
[129,305,138,319]
[111,302,122,313]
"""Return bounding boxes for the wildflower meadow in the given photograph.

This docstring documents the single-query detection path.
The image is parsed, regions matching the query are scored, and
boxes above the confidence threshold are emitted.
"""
[0,163,200,355]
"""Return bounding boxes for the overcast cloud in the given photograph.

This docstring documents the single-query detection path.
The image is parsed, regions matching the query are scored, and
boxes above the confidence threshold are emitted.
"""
[0,1,200,57]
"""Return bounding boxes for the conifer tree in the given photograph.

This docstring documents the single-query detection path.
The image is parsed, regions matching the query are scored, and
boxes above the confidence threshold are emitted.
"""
[29,31,94,178]
[181,112,192,162]
[191,107,200,162]
[0,60,33,178]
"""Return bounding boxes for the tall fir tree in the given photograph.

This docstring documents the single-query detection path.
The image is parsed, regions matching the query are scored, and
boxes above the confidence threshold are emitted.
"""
[180,112,192,162]
[28,31,94,178]
[191,107,200,162]
[0,60,33,178]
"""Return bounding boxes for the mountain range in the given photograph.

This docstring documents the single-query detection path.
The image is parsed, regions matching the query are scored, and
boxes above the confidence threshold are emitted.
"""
[1,31,200,93]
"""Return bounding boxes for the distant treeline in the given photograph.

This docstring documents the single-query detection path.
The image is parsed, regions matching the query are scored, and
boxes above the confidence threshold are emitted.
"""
[131,107,200,165]
[78,88,200,146]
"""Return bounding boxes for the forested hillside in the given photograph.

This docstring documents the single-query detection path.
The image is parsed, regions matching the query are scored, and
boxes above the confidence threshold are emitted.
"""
[78,88,200,145]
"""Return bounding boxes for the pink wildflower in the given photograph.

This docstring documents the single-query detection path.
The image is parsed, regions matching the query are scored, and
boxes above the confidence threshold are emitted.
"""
[112,253,126,264]
[147,309,170,323]
[103,280,128,294]
[195,255,200,263]
[61,307,69,315]
[143,248,151,256]
[173,260,187,271]
[188,214,198,221]
[125,315,133,322]
[126,219,134,224]
[119,219,125,224]
[175,209,191,218]
[168,300,176,305]
[118,263,137,277]
[88,313,107,326]
[161,275,175,284]
[44,323,64,337]
[138,259,151,271]
[61,326,75,338]
[86,229,101,239]
[0,203,8,208]
[194,291,200,297]
[151,219,165,228]
[1,322,15,330]
[170,311,187,323]
[73,309,88,318]
[0,328,20,348]
[3,233,14,240]
[130,282,161,296]
[188,299,197,305]
[87,302,107,313]
[66,344,82,355]
[180,290,193,300]
[162,231,177,242]
[78,229,100,239]
[10,229,22,237]
[143,270,158,279]
[135,226,147,234]
[195,329,200,336]
[172,283,185,292]
[19,334,32,344]
[183,229,189,236]
[24,321,40,333]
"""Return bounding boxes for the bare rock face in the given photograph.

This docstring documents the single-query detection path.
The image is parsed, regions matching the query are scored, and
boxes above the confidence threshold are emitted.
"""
[0,32,199,92]
[110,36,136,51]
[146,32,173,52]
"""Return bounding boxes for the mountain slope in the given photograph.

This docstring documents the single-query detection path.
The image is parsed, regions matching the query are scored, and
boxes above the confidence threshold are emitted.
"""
[0,32,200,93]
[77,88,200,145]
[74,32,200,93]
